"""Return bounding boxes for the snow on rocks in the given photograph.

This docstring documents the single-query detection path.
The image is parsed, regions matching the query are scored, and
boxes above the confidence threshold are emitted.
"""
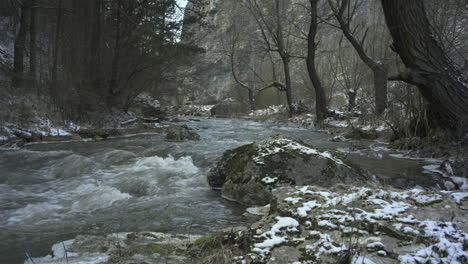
[252,216,300,260]
[249,105,288,118]
[207,134,373,206]
[236,185,468,263]
[253,136,347,166]
[451,192,468,204]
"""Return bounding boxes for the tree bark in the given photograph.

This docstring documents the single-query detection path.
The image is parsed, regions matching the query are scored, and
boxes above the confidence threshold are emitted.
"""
[29,0,37,88]
[307,0,328,123]
[382,0,468,133]
[275,0,294,115]
[13,4,29,89]
[89,0,103,92]
[108,0,122,107]
[51,0,63,97]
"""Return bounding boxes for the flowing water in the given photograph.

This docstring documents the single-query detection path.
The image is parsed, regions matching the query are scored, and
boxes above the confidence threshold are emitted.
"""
[0,118,443,263]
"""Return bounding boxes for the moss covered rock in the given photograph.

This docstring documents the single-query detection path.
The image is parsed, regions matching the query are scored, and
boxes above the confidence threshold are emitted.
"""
[208,134,374,206]
[165,125,201,142]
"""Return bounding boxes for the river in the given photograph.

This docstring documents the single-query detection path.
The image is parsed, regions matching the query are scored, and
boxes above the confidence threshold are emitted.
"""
[0,118,443,263]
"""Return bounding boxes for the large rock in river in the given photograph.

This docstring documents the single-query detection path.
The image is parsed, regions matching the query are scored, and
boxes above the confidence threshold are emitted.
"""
[165,125,201,142]
[210,98,249,118]
[128,93,166,119]
[208,134,374,206]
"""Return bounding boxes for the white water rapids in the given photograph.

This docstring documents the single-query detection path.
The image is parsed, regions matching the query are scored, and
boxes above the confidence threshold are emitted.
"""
[0,118,444,263]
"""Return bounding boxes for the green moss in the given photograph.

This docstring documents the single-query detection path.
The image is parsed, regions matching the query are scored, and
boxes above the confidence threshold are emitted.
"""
[194,232,225,249]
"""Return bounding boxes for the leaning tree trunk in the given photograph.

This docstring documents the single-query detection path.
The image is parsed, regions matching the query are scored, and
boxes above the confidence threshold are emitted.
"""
[307,0,328,124]
[382,0,468,134]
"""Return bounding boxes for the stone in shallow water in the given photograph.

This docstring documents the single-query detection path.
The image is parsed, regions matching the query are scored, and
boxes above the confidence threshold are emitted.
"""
[207,134,374,206]
[165,125,200,142]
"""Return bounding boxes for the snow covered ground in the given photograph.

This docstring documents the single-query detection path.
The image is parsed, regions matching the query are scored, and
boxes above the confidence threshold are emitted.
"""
[239,185,468,263]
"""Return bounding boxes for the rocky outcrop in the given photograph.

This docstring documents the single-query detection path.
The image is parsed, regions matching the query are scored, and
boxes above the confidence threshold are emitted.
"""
[207,134,374,206]
[210,99,249,118]
[165,125,201,142]
[128,93,166,119]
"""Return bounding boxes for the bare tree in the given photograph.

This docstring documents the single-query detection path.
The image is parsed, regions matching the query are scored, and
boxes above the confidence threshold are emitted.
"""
[241,0,296,115]
[224,20,288,111]
[327,0,388,114]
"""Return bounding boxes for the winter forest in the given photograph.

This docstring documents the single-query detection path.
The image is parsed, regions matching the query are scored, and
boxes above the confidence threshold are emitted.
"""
[0,0,467,263]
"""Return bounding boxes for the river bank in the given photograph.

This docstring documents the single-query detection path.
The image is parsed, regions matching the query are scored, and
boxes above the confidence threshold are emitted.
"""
[21,132,468,264]
[1,106,467,263]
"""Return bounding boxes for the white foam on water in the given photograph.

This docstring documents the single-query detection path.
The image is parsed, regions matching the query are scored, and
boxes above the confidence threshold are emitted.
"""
[70,184,131,212]
[24,239,109,264]
[7,202,64,225]
[132,155,199,175]
[49,154,102,178]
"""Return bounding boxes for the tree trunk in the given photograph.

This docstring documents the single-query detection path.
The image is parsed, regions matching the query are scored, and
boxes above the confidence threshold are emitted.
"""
[90,0,102,92]
[281,56,294,115]
[108,0,122,108]
[307,0,328,123]
[248,89,255,111]
[347,90,356,111]
[51,0,63,97]
[13,5,29,89]
[373,66,388,114]
[275,0,294,116]
[382,0,468,133]
[29,0,37,89]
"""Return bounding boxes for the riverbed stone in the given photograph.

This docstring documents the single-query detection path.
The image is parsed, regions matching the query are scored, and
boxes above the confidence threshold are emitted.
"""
[208,134,374,206]
[128,93,166,119]
[210,98,249,118]
[165,125,201,142]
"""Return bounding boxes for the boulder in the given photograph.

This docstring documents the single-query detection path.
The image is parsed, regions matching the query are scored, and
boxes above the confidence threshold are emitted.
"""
[165,125,201,142]
[128,93,166,119]
[207,134,373,206]
[210,98,249,118]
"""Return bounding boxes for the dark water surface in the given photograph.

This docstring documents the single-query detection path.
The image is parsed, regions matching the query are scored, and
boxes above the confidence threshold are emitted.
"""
[0,118,441,263]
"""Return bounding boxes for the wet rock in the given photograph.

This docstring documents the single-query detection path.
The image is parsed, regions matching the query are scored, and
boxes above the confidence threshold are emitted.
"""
[42,135,81,141]
[77,129,122,139]
[165,125,201,142]
[344,127,379,140]
[210,98,249,118]
[329,135,346,142]
[26,232,192,264]
[128,93,166,119]
[207,134,374,206]
[0,138,26,148]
